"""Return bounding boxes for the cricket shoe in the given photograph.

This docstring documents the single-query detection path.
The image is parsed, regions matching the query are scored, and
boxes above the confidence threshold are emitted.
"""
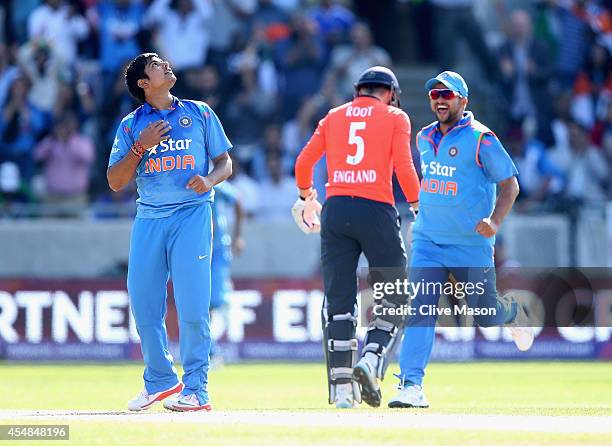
[163,393,212,412]
[352,357,381,408]
[388,384,429,408]
[508,299,535,351]
[334,383,357,409]
[127,382,183,411]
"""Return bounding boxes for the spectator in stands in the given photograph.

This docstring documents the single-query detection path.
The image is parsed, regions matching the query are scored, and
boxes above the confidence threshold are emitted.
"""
[52,79,97,138]
[428,0,498,82]
[550,91,574,150]
[327,22,391,100]
[283,75,343,199]
[87,0,145,95]
[182,65,223,111]
[224,30,278,167]
[570,40,612,130]
[551,120,610,207]
[0,43,19,109]
[100,62,138,140]
[34,112,94,207]
[229,157,260,218]
[96,63,138,191]
[254,151,295,221]
[207,0,257,77]
[553,0,610,89]
[251,0,291,49]
[143,0,213,74]
[17,40,65,114]
[275,14,325,120]
[0,0,607,220]
[505,128,565,210]
[251,123,294,180]
[27,0,90,65]
[0,160,29,206]
[308,0,355,60]
[0,74,47,181]
[584,39,611,96]
[532,0,561,63]
[498,9,553,142]
[282,78,340,164]
[571,72,598,129]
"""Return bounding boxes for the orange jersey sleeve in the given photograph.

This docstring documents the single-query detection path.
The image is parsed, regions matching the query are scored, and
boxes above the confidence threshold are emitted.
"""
[295,96,419,205]
[391,112,420,203]
[295,116,327,190]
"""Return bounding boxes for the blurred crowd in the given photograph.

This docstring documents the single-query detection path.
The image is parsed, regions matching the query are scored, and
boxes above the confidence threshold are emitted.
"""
[0,0,610,219]
[486,0,612,214]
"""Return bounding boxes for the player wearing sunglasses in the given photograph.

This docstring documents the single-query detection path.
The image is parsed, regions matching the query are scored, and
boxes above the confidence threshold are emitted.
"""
[389,71,534,408]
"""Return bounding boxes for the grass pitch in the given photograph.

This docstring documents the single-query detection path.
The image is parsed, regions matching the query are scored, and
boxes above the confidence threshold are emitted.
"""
[0,362,610,445]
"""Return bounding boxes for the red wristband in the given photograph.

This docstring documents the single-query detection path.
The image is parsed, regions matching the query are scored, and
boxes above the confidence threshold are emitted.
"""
[131,141,146,159]
[134,140,146,154]
[131,146,143,159]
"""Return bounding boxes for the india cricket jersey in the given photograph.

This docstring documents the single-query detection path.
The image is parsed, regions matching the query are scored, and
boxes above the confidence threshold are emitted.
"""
[109,97,232,218]
[412,112,518,247]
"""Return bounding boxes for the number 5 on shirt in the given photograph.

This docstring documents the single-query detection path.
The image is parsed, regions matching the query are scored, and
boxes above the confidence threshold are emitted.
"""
[347,122,366,165]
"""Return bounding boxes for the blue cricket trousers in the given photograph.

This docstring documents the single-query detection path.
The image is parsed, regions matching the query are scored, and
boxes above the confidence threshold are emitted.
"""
[398,238,516,386]
[127,203,213,404]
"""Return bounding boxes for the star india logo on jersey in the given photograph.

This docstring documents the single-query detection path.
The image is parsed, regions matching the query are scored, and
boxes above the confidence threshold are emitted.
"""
[144,137,195,174]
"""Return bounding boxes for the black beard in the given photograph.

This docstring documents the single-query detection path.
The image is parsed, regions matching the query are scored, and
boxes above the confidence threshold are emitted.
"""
[437,108,460,124]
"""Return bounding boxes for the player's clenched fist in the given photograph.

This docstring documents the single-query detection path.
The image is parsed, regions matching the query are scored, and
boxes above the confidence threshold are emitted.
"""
[475,217,499,238]
[187,175,213,194]
[138,119,171,149]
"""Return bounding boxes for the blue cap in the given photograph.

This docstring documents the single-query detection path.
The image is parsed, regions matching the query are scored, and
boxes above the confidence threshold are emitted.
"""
[425,71,469,98]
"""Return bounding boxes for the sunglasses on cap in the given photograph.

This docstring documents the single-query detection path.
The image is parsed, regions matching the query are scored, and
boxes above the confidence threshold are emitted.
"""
[428,89,461,100]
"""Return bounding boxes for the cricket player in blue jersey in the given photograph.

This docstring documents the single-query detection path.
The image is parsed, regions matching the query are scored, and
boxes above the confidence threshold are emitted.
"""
[107,53,232,412]
[388,71,534,408]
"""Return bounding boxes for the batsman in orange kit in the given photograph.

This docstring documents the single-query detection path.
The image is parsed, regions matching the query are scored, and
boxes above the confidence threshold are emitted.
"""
[292,66,420,409]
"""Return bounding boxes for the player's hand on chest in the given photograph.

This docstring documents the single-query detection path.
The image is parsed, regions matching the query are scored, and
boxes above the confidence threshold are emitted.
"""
[141,114,201,156]
[138,119,172,151]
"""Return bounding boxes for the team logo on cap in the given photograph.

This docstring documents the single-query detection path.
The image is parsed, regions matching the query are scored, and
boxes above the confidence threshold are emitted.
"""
[449,147,458,157]
[179,115,192,128]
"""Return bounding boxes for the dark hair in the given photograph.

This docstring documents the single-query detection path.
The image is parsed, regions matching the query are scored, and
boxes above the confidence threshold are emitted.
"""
[125,53,158,103]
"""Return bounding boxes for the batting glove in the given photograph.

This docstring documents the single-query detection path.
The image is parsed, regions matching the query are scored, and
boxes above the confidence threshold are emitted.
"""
[291,190,322,234]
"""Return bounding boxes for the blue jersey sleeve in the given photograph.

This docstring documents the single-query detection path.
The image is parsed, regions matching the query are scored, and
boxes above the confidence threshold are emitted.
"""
[478,134,518,183]
[108,115,135,168]
[196,102,232,159]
